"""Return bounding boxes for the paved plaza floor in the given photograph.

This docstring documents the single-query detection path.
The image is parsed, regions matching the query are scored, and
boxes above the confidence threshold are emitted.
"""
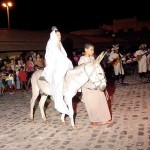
[0,74,150,150]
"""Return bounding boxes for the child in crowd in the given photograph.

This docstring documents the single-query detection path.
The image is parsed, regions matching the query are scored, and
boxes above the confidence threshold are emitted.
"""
[15,69,20,90]
[5,70,15,94]
[26,56,34,90]
[0,71,5,96]
[18,66,27,91]
[34,64,39,71]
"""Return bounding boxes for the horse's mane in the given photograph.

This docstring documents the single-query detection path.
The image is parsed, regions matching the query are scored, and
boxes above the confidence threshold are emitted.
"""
[67,61,95,76]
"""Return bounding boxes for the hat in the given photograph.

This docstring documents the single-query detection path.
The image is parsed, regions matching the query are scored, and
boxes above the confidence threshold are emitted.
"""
[111,44,119,51]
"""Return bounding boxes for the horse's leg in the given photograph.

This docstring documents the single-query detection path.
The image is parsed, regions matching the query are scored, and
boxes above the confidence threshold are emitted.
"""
[65,96,76,128]
[61,113,66,124]
[30,86,39,122]
[39,95,48,123]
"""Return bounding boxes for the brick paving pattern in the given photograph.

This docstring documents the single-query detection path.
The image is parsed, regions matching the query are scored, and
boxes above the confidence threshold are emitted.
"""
[0,74,150,150]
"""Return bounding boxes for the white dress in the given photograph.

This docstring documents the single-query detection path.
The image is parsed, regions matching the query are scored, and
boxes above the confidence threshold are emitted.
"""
[41,29,73,115]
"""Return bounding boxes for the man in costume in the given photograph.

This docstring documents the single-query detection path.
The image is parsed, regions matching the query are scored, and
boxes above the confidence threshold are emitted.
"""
[78,43,112,126]
[134,43,147,80]
[109,44,126,84]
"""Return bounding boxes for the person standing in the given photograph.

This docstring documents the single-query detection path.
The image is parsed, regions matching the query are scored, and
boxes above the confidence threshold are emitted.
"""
[40,26,73,115]
[101,48,114,82]
[78,43,112,126]
[146,48,150,81]
[26,56,34,90]
[0,71,5,96]
[109,44,126,84]
[18,66,27,91]
[5,70,15,94]
[134,43,148,80]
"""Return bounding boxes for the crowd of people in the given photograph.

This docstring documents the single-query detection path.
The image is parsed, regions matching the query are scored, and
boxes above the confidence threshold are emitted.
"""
[0,51,45,95]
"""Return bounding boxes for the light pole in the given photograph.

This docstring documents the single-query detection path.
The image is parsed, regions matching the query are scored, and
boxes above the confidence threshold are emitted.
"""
[2,2,13,31]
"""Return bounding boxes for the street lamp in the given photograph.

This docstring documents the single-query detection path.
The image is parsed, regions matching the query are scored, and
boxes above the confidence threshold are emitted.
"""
[2,2,13,31]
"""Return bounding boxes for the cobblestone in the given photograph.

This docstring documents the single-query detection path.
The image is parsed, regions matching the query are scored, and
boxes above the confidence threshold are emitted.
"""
[0,74,149,150]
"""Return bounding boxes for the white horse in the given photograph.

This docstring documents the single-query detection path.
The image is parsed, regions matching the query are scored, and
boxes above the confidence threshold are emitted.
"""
[30,52,107,128]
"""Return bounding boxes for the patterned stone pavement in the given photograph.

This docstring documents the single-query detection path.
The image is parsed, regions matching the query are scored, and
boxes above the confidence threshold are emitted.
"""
[0,74,150,150]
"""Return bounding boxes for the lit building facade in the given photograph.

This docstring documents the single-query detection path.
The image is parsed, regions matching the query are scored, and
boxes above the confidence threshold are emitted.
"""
[101,17,150,33]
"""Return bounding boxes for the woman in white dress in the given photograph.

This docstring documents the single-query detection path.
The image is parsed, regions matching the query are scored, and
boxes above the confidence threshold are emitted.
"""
[40,26,73,115]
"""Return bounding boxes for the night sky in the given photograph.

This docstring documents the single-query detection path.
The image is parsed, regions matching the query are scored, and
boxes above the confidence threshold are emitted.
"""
[0,0,149,33]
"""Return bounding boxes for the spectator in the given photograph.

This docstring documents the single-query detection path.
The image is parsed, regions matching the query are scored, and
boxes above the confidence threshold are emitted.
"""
[72,51,79,67]
[26,56,34,90]
[18,66,27,91]
[5,70,15,94]
[0,71,5,96]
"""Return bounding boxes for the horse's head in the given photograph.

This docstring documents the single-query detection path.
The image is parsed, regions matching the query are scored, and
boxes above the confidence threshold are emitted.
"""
[86,51,107,91]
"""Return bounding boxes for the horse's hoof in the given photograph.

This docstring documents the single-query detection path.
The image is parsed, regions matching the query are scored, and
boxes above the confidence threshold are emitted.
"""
[72,125,77,129]
[63,121,67,125]
[43,120,49,124]
[61,121,67,125]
